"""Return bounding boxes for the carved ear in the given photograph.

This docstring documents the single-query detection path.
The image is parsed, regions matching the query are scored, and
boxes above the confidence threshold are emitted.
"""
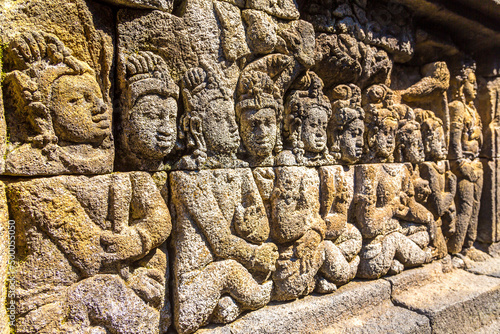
[368,129,377,147]
[190,116,202,137]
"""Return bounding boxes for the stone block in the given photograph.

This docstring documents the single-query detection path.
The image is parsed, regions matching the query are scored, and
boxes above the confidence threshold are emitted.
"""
[196,279,392,334]
[392,269,500,334]
[478,158,500,243]
[320,301,431,334]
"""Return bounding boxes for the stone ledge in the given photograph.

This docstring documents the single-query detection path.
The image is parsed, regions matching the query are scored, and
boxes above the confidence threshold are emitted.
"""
[195,259,500,334]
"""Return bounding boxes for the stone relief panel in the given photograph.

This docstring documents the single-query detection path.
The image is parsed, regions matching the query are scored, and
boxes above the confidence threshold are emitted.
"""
[0,0,497,333]
[7,172,171,333]
[2,32,114,176]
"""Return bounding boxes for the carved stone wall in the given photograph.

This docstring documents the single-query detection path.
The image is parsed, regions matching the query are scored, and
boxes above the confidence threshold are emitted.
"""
[0,0,499,333]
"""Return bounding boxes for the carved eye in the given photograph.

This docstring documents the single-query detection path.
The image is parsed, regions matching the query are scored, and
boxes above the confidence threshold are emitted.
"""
[69,97,80,104]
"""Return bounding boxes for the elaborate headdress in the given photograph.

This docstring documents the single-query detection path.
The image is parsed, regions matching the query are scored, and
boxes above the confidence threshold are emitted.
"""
[124,51,179,113]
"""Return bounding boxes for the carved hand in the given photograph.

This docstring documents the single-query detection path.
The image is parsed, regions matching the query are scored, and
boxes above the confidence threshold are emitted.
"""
[252,242,279,273]
[100,228,144,262]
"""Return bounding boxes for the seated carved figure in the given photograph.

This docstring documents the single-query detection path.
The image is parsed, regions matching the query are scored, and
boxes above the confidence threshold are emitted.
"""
[8,172,171,334]
[2,32,113,176]
[417,109,457,259]
[170,67,278,334]
[271,72,328,300]
[395,116,439,258]
[354,85,432,279]
[117,51,179,171]
[316,84,365,292]
[447,59,489,261]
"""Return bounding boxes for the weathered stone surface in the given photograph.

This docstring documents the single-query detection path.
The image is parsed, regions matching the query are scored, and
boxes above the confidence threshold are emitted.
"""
[170,167,276,333]
[0,183,9,334]
[466,254,500,278]
[477,76,500,159]
[0,0,114,176]
[116,51,180,171]
[196,279,392,334]
[1,0,499,332]
[321,301,431,334]
[7,173,171,333]
[478,158,500,244]
[97,0,174,11]
[447,59,486,260]
[392,269,500,334]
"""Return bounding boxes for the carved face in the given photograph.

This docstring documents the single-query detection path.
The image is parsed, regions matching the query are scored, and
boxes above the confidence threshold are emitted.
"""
[339,117,364,163]
[128,94,177,159]
[371,117,397,160]
[403,128,425,164]
[203,98,240,156]
[50,73,110,144]
[301,106,328,153]
[239,107,277,161]
[463,71,477,101]
[425,125,447,161]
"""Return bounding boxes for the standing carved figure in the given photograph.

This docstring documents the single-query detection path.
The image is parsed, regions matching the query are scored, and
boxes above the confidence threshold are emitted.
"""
[170,67,278,333]
[2,32,113,175]
[447,59,488,261]
[417,109,457,259]
[117,51,179,171]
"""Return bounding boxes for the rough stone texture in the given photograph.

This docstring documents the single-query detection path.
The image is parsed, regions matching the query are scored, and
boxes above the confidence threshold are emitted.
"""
[7,173,171,333]
[321,301,431,334]
[1,0,499,332]
[466,255,500,278]
[0,0,115,176]
[477,77,500,159]
[392,269,500,334]
[196,279,392,334]
[0,183,9,334]
[97,0,174,11]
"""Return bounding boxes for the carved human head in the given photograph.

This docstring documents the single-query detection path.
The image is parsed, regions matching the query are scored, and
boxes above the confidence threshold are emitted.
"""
[363,84,399,163]
[122,51,179,161]
[236,70,282,166]
[283,72,332,164]
[3,32,111,149]
[179,66,239,164]
[395,118,425,164]
[416,109,447,161]
[328,84,365,164]
[450,58,477,103]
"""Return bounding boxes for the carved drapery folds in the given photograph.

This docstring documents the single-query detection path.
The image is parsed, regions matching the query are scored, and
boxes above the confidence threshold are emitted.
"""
[1,0,497,333]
